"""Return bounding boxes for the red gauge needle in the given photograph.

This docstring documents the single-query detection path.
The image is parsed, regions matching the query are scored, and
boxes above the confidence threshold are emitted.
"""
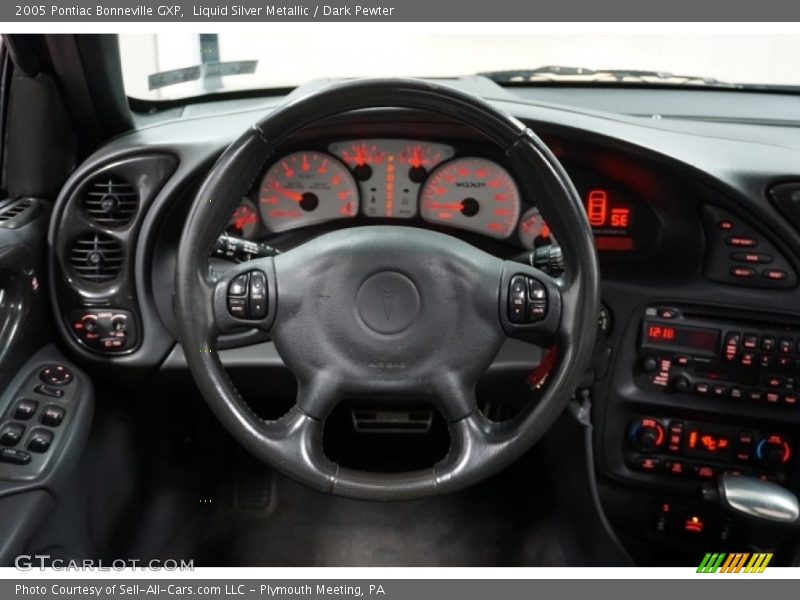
[268,180,303,202]
[426,202,464,211]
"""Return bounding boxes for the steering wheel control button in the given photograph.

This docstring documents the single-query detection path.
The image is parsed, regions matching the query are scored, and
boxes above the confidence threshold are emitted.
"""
[0,448,31,465]
[27,429,54,454]
[356,271,420,334]
[0,424,25,447]
[508,275,527,323]
[13,400,39,420]
[248,271,268,319]
[508,274,549,324]
[226,270,268,320]
[229,273,249,297]
[40,405,66,428]
[39,365,73,386]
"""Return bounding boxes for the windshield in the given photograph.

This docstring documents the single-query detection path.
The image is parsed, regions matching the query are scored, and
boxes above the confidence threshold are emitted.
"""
[119,32,800,101]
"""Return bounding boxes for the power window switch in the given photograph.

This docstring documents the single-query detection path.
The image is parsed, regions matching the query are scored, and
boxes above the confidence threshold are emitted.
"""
[40,405,66,427]
[12,399,38,420]
[27,428,54,454]
[0,423,25,447]
[0,448,31,465]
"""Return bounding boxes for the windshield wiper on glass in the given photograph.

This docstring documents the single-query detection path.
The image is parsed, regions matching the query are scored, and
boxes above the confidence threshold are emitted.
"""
[478,65,740,88]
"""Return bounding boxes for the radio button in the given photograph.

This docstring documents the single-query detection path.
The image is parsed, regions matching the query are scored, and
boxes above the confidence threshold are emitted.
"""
[777,356,792,368]
[764,376,783,388]
[761,336,777,351]
[765,391,781,404]
[694,382,710,395]
[668,422,684,453]
[657,308,678,319]
[759,354,774,368]
[747,389,763,402]
[671,375,691,393]
[785,393,798,406]
[723,332,740,362]
[711,384,727,398]
[740,352,755,367]
[675,355,691,366]
[742,333,758,349]
[730,386,745,400]
[779,338,793,354]
[640,355,659,373]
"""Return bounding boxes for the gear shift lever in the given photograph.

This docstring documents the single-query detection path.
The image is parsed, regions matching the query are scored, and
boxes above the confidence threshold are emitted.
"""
[703,475,799,548]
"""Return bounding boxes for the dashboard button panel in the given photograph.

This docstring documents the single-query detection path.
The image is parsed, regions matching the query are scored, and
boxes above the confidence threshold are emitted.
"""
[69,309,137,353]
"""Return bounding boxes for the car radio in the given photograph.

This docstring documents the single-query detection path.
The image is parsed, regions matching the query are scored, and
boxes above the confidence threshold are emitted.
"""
[636,305,800,408]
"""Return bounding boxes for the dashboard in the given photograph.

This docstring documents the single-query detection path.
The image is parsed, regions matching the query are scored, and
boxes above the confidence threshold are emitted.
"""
[44,78,800,563]
[222,138,653,256]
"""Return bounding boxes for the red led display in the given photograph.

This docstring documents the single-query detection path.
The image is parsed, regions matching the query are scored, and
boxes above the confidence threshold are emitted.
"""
[688,430,730,453]
[647,325,676,342]
[587,190,608,227]
[584,189,633,232]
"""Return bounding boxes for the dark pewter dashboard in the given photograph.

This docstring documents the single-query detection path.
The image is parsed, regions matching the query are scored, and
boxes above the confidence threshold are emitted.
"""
[45,79,800,557]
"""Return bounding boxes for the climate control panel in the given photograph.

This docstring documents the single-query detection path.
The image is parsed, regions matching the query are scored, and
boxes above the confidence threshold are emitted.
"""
[626,416,793,483]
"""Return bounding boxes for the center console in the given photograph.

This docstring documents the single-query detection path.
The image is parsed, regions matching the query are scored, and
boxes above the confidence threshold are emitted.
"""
[598,302,800,553]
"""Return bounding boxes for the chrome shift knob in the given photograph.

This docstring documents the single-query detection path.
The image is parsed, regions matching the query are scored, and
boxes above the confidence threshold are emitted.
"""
[717,475,800,524]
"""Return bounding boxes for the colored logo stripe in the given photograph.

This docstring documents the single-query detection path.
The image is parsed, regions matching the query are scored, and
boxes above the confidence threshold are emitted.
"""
[697,553,773,573]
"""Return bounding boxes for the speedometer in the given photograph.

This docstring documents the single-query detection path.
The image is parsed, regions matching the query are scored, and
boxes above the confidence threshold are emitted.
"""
[420,157,521,239]
[258,151,358,233]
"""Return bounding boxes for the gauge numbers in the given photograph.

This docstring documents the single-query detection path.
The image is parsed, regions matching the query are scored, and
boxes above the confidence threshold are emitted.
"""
[330,140,453,219]
[258,151,358,233]
[420,157,521,239]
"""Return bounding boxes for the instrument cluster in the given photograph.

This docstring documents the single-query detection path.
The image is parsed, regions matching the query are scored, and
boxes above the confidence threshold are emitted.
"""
[224,138,647,253]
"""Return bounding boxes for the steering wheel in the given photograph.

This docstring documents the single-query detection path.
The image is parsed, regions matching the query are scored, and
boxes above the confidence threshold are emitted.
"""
[175,79,599,501]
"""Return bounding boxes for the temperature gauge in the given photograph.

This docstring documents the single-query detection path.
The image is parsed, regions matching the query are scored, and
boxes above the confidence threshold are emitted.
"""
[518,206,555,249]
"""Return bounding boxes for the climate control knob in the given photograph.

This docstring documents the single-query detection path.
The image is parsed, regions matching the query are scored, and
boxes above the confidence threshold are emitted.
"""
[627,417,666,453]
[756,434,792,469]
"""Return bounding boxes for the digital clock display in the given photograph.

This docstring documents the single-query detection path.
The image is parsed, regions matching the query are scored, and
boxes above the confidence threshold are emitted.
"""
[644,324,720,352]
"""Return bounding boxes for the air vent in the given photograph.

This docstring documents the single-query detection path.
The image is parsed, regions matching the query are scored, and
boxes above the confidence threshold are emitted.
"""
[0,198,34,223]
[81,175,138,227]
[69,232,124,284]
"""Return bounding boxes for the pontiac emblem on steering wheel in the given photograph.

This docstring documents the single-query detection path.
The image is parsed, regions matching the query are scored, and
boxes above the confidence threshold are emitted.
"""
[381,288,394,319]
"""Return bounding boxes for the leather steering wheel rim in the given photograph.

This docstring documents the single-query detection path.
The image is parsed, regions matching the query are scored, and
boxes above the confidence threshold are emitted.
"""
[175,78,600,501]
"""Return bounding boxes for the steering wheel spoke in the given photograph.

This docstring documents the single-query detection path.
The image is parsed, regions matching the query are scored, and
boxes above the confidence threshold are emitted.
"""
[210,256,277,334]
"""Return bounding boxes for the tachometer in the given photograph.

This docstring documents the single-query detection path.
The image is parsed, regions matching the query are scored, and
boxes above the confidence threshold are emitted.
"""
[258,151,358,233]
[225,199,259,239]
[420,157,520,239]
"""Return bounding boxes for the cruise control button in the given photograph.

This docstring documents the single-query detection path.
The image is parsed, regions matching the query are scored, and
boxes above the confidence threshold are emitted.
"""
[27,429,54,454]
[12,399,38,420]
[0,448,31,465]
[0,423,25,447]
[40,405,66,427]
[227,297,248,319]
